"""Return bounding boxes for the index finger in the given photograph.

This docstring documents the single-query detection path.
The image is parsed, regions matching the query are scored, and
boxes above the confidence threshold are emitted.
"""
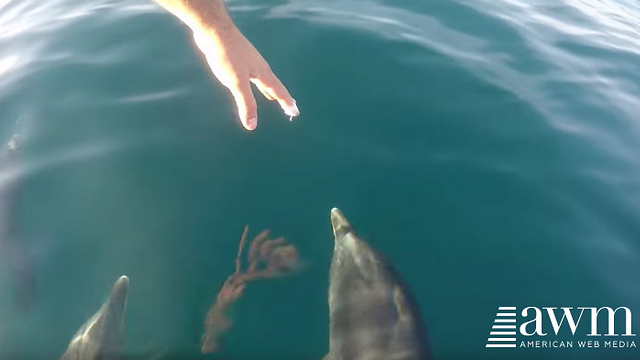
[251,70,299,118]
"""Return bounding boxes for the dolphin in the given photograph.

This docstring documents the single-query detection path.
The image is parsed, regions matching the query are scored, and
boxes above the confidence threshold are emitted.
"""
[0,134,36,311]
[325,208,431,360]
[60,275,129,360]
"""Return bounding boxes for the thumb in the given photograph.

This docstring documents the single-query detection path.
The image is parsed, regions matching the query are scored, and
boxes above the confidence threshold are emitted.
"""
[229,81,258,131]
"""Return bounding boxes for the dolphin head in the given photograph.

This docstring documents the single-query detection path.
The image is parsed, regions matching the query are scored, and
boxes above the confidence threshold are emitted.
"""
[327,208,430,360]
[1,134,20,154]
[60,275,129,360]
[329,208,386,307]
[0,134,21,185]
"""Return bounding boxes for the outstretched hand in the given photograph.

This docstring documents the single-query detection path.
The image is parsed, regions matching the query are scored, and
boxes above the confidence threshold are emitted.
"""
[193,27,299,130]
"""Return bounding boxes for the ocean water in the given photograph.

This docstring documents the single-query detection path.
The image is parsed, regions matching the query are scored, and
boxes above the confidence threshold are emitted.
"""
[1,0,640,359]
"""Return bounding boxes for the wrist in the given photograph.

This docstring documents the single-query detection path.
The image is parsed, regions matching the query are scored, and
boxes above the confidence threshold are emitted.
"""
[199,20,239,44]
[192,22,242,57]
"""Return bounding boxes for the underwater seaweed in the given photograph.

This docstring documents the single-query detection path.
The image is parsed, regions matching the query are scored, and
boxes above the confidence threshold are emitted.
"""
[201,225,300,353]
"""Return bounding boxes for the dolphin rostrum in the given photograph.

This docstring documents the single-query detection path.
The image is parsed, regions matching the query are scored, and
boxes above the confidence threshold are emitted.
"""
[60,275,129,360]
[325,208,431,360]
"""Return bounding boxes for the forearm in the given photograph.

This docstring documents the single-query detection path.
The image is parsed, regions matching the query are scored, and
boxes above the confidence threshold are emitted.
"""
[153,0,236,39]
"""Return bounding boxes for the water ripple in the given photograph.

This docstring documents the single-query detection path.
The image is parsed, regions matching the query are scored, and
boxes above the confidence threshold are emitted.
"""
[268,0,640,164]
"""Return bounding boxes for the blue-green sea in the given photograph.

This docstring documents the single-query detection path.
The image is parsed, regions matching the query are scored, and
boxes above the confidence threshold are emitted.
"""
[1,0,640,359]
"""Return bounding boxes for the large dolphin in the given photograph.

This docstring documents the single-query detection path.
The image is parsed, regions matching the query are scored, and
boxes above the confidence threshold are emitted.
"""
[325,208,431,360]
[60,275,129,360]
[0,134,36,311]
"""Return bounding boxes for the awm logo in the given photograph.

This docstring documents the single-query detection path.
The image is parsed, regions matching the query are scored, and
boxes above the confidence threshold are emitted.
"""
[486,306,636,349]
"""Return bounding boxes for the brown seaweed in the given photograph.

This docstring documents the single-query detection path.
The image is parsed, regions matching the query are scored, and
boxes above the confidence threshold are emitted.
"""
[201,226,300,353]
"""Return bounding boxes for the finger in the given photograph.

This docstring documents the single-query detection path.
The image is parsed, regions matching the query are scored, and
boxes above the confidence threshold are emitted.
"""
[251,79,275,101]
[228,81,258,131]
[252,70,299,118]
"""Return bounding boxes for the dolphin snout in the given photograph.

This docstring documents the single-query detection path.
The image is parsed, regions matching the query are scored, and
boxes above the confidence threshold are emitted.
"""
[108,275,129,308]
[331,208,353,239]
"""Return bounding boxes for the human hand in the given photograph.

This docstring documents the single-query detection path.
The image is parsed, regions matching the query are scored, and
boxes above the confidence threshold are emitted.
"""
[193,27,299,130]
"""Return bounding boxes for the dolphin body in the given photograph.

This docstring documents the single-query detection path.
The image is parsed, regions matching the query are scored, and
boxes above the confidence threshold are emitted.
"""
[60,275,129,360]
[325,208,431,360]
[0,134,36,311]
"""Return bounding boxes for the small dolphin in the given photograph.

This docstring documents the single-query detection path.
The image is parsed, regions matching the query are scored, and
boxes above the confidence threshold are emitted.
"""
[325,208,431,360]
[60,275,129,360]
[0,134,36,311]
[0,135,22,227]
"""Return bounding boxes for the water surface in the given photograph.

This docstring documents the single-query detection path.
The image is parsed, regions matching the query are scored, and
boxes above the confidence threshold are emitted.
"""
[1,0,640,359]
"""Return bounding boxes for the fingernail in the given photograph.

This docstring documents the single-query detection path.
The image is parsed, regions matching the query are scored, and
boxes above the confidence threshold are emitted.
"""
[283,100,300,117]
[246,117,257,130]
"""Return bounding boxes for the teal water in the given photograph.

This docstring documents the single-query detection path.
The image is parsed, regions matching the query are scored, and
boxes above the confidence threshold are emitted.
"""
[1,0,640,359]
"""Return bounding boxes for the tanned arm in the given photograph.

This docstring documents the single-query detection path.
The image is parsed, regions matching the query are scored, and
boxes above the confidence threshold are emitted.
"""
[153,0,299,130]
